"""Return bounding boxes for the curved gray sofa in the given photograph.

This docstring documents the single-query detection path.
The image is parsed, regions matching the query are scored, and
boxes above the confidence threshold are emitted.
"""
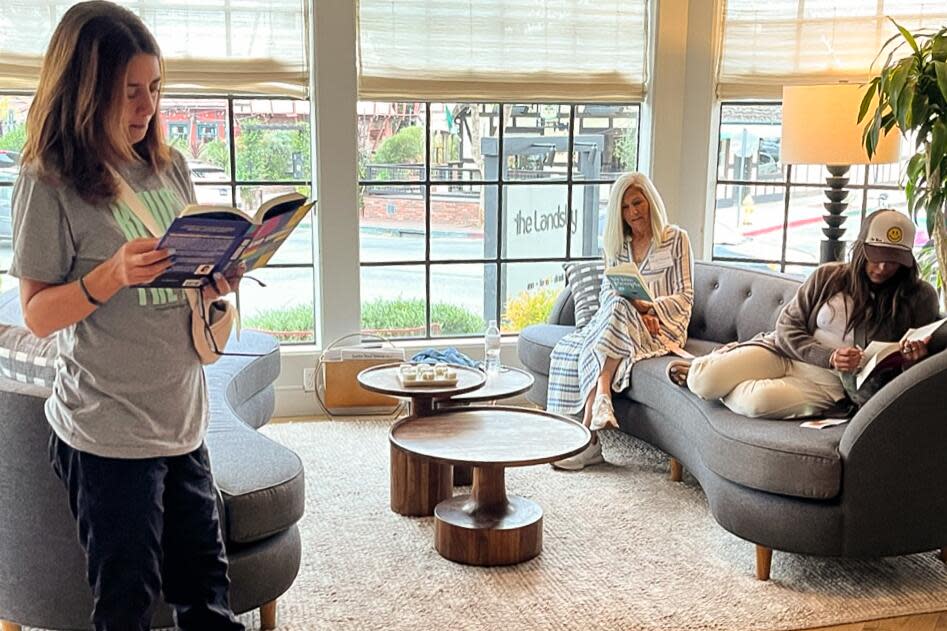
[0,292,304,630]
[518,261,947,579]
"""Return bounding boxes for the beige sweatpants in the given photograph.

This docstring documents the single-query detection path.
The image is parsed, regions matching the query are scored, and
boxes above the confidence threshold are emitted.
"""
[686,345,845,419]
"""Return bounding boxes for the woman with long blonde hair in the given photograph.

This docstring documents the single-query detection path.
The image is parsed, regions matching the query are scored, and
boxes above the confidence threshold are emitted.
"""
[548,172,694,470]
[12,2,243,628]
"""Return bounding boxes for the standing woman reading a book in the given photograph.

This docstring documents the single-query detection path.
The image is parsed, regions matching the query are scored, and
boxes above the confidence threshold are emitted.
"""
[10,2,244,629]
[548,172,694,470]
[668,209,939,419]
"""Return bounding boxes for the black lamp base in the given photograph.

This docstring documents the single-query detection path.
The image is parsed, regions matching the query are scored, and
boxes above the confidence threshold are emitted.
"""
[820,164,851,263]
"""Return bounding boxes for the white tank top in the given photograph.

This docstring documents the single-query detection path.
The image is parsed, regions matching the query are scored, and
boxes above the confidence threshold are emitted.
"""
[813,292,855,348]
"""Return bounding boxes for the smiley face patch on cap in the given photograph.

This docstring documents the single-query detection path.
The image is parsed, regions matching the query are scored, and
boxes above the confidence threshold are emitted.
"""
[859,209,916,268]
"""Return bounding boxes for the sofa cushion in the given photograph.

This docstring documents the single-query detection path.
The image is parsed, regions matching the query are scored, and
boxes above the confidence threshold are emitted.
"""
[0,324,56,387]
[206,331,305,544]
[626,352,843,500]
[517,324,574,376]
[563,261,604,328]
[0,292,57,388]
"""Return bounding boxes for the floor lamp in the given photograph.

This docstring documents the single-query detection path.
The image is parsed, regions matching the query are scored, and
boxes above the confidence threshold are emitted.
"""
[780,84,901,263]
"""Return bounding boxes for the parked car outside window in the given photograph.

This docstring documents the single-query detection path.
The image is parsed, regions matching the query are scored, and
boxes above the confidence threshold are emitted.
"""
[187,160,231,206]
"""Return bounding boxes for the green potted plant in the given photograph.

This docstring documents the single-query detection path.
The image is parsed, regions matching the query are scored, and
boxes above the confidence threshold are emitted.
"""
[860,20,947,306]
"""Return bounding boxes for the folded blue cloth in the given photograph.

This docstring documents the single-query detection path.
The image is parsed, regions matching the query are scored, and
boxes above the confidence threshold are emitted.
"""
[410,347,479,368]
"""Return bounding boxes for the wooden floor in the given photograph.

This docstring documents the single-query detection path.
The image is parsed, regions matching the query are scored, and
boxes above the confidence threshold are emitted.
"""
[809,612,947,630]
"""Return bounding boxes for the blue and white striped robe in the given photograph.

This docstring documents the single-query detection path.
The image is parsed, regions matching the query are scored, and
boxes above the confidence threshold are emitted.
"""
[547,226,694,415]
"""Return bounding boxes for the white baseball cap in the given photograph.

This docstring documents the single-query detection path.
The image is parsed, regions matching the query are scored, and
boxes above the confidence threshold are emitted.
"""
[859,209,916,268]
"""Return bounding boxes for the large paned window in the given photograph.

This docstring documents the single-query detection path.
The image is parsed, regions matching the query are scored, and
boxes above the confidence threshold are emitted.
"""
[355,0,649,340]
[357,102,639,338]
[0,94,315,342]
[713,102,912,276]
[713,2,944,277]
[0,95,29,293]
[0,0,313,344]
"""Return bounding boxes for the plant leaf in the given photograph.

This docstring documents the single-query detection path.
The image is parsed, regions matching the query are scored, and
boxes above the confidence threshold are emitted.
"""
[935,60,947,103]
[911,92,928,132]
[897,81,915,129]
[931,120,947,172]
[934,31,947,62]
[857,81,877,123]
[891,17,920,54]
[907,152,925,180]
[887,60,910,112]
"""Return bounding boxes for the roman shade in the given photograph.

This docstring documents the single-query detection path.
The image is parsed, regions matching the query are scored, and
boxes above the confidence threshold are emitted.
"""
[0,0,310,97]
[717,0,947,99]
[357,0,650,102]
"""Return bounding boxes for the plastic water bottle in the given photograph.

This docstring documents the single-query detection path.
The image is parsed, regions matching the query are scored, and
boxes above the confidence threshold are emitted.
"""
[484,320,501,376]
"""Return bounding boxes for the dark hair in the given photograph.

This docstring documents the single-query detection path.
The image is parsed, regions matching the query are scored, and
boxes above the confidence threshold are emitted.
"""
[21,0,170,203]
[822,239,922,336]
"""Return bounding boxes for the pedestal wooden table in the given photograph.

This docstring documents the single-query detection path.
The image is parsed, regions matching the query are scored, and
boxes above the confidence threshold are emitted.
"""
[357,363,486,516]
[441,366,535,486]
[390,406,590,566]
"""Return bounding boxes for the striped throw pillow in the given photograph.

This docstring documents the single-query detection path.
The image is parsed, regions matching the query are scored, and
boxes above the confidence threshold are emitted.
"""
[0,324,56,388]
[563,261,605,329]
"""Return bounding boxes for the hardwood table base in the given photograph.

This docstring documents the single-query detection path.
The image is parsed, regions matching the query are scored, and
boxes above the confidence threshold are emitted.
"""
[390,443,453,516]
[434,466,543,566]
[452,465,472,486]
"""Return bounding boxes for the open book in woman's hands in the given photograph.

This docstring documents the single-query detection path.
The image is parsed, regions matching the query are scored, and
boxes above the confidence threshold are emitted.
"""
[854,316,947,390]
[604,262,654,302]
[149,192,314,288]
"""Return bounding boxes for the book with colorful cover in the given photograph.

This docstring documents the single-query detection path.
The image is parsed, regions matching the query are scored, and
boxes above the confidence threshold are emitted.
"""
[604,261,654,302]
[149,192,313,288]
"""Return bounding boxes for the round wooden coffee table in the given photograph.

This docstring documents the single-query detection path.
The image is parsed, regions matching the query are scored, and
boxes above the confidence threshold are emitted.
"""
[390,406,590,566]
[441,366,535,486]
[357,363,486,517]
[447,366,534,404]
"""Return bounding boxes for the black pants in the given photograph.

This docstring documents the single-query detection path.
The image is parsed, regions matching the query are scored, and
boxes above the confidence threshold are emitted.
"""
[50,433,245,631]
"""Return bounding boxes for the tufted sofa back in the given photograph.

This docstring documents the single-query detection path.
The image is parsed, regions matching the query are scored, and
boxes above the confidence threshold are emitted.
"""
[548,260,803,344]
[688,261,801,344]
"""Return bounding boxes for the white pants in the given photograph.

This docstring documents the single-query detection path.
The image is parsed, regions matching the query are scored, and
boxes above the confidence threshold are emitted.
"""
[686,345,845,419]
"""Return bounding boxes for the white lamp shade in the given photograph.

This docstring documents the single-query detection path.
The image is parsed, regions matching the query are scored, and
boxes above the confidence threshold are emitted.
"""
[780,84,901,166]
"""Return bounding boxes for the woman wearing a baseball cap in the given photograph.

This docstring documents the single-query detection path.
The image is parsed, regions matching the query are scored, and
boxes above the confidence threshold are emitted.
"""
[666,209,940,419]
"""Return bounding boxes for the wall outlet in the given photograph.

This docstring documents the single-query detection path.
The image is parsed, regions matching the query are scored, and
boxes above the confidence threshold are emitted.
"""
[303,367,316,392]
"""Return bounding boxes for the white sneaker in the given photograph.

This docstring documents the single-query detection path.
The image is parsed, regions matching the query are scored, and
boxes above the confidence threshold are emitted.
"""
[589,394,618,431]
[551,440,604,471]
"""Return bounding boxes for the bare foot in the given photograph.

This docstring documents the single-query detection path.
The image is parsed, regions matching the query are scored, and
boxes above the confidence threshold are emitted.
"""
[666,359,691,387]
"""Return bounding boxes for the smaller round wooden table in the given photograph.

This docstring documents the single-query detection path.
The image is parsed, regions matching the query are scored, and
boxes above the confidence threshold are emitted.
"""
[357,363,486,517]
[447,366,535,404]
[390,406,590,566]
[442,366,535,485]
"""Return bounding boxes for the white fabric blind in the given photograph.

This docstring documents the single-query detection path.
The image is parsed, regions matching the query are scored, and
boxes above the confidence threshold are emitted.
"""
[717,0,947,99]
[0,0,310,97]
[357,0,649,102]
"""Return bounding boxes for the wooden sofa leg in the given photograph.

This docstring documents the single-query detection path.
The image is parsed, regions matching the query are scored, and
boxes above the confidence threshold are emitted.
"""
[1,621,23,631]
[669,457,683,482]
[755,545,772,581]
[260,600,277,630]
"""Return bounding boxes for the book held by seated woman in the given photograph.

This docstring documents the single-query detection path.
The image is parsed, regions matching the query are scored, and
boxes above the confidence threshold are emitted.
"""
[604,261,654,302]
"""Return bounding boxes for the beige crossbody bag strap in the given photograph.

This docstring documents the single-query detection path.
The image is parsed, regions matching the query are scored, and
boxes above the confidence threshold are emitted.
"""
[109,167,235,364]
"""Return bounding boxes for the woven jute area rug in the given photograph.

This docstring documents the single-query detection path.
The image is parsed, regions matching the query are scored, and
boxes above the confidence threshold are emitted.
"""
[251,419,947,631]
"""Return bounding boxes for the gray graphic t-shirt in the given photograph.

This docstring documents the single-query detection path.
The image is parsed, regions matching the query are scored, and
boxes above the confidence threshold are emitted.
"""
[10,151,207,458]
